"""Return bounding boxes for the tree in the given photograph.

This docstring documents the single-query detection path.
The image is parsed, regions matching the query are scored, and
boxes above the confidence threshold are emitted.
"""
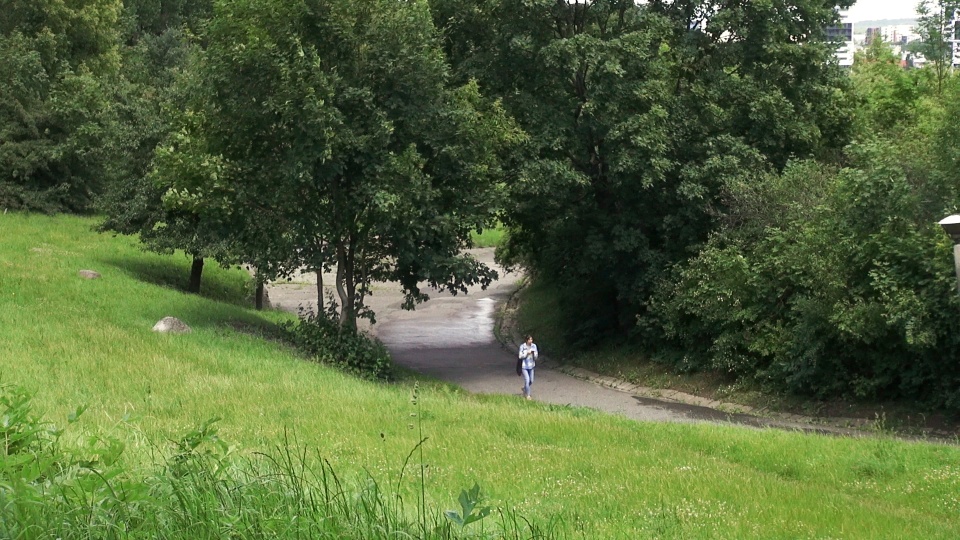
[431,0,854,346]
[914,0,960,94]
[0,0,122,213]
[646,23,960,410]
[850,37,921,135]
[160,0,520,330]
[97,0,221,295]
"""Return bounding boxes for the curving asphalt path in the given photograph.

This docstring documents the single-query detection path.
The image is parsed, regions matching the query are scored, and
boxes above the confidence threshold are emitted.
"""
[266,249,862,432]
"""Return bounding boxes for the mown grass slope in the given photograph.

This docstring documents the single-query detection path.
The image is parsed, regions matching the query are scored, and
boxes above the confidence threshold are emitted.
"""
[2,212,960,539]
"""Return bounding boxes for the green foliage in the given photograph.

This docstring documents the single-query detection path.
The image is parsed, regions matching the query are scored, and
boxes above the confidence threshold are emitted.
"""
[435,0,855,346]
[1,385,58,458]
[850,39,922,135]
[469,225,504,249]
[1,0,122,74]
[0,0,122,213]
[933,77,960,192]
[649,151,960,409]
[444,483,492,529]
[0,384,142,539]
[118,0,213,41]
[281,310,394,382]
[97,22,192,232]
[0,386,551,539]
[0,47,116,213]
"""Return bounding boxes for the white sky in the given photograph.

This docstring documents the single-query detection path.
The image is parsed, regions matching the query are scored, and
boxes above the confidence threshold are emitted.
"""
[846,0,920,22]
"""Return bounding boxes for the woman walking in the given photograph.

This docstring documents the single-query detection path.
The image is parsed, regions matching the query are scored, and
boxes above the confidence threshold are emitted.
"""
[518,335,538,400]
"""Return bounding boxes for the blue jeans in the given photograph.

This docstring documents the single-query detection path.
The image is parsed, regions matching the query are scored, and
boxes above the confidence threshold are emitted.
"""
[522,368,535,397]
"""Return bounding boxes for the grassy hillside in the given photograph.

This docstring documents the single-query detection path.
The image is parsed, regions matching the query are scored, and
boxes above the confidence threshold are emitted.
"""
[3,213,960,539]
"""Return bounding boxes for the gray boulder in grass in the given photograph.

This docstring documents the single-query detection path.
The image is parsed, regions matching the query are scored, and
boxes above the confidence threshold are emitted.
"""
[152,317,191,334]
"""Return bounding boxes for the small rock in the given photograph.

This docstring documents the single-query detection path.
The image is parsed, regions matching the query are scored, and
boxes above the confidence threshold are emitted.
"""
[153,317,191,334]
[78,270,101,279]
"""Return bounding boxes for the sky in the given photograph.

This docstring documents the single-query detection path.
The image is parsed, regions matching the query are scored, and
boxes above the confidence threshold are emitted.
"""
[845,0,920,22]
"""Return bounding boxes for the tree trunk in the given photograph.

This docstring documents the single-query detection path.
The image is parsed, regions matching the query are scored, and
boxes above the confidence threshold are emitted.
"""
[316,270,323,312]
[255,280,265,310]
[188,255,204,294]
[335,243,357,332]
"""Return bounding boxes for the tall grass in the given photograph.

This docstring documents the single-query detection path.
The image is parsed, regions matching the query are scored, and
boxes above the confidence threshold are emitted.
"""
[3,213,960,538]
[470,226,504,249]
[1,385,550,539]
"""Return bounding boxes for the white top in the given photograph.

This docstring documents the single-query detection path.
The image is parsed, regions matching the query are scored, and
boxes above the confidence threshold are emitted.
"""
[518,342,538,370]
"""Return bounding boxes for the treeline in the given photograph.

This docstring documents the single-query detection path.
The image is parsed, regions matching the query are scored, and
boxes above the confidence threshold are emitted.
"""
[4,0,960,409]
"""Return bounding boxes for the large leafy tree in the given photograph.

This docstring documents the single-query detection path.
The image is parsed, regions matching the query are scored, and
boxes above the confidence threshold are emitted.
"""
[97,0,219,294]
[431,0,853,345]
[160,0,520,329]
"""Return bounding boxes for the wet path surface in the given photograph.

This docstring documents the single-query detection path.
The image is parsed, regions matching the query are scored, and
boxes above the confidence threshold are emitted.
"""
[266,249,858,432]
[373,280,697,424]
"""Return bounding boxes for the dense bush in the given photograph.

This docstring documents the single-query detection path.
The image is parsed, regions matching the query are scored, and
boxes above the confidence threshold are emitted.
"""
[642,43,960,411]
[281,310,394,382]
[648,154,960,410]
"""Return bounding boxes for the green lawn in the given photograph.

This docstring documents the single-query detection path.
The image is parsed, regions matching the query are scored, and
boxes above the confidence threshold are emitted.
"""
[3,212,960,539]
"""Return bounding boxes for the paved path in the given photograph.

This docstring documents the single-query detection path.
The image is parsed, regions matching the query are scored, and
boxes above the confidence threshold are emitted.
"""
[266,249,865,433]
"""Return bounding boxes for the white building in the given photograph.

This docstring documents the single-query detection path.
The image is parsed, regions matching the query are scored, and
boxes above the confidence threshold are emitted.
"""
[827,10,855,67]
[881,25,919,47]
[951,10,960,67]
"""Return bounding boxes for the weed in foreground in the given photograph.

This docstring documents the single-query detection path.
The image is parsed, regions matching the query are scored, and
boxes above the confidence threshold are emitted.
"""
[0,383,559,539]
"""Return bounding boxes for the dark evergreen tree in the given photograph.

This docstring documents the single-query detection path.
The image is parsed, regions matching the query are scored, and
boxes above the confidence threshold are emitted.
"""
[0,0,122,212]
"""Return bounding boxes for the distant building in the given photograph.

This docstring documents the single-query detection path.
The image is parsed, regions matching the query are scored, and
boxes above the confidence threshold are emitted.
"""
[864,27,881,46]
[881,25,918,46]
[826,10,854,67]
[951,9,960,67]
[902,9,960,68]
